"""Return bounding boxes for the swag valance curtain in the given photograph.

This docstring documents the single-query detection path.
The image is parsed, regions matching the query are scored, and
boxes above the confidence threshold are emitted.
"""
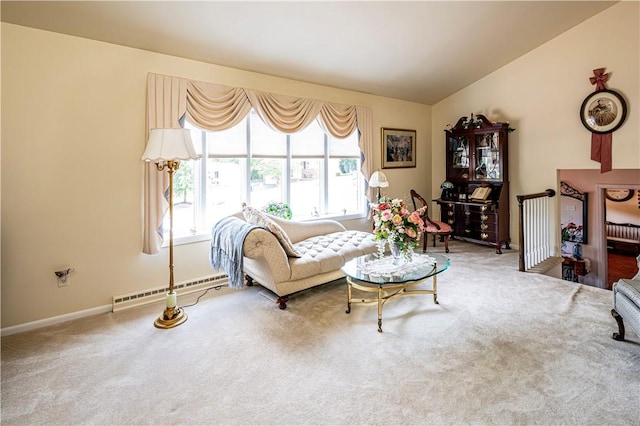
[144,73,374,254]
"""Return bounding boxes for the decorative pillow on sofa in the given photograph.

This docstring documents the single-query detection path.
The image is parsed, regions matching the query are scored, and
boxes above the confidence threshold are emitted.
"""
[242,204,302,258]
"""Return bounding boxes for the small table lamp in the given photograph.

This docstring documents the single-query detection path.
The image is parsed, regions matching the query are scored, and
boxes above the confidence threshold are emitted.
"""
[142,128,198,329]
[440,180,455,200]
[369,171,389,203]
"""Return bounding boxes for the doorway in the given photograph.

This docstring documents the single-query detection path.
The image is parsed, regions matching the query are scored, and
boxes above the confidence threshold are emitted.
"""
[602,185,640,289]
[558,169,640,289]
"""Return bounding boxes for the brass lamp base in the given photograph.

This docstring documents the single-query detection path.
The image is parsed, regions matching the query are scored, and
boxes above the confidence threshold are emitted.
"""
[154,306,188,329]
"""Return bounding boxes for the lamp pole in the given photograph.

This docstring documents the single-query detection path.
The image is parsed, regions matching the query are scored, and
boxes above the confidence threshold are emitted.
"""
[153,160,188,329]
[142,128,197,329]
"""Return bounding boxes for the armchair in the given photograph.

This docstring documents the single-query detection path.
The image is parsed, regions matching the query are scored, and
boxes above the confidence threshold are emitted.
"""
[611,254,640,341]
[410,189,451,253]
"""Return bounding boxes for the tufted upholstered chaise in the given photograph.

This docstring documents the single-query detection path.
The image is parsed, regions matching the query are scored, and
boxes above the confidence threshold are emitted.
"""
[230,212,377,309]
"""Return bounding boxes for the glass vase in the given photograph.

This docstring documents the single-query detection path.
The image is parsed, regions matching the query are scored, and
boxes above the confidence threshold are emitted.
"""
[390,242,402,265]
[403,247,413,263]
[572,243,583,260]
[376,240,386,259]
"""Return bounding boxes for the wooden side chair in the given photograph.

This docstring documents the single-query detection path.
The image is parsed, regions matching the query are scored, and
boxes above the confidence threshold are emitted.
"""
[410,189,451,253]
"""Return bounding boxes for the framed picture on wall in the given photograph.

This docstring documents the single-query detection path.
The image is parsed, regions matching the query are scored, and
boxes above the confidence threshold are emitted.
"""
[579,89,627,134]
[381,128,416,169]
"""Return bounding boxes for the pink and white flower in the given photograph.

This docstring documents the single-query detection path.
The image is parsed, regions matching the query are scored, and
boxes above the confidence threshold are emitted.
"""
[371,197,425,254]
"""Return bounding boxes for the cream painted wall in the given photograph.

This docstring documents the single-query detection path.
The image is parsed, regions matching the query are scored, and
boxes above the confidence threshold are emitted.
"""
[605,197,640,225]
[431,2,640,255]
[0,23,430,327]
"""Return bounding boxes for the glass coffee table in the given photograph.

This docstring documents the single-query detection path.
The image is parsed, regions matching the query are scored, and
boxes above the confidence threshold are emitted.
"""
[341,252,450,332]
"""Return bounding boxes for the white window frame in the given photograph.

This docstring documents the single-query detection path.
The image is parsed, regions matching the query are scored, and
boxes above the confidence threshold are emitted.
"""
[164,112,366,246]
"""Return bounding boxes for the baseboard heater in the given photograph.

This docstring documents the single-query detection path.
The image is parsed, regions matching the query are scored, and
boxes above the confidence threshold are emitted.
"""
[112,274,228,312]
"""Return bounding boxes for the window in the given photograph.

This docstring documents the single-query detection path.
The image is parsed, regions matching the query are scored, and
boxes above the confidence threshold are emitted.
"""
[164,110,364,242]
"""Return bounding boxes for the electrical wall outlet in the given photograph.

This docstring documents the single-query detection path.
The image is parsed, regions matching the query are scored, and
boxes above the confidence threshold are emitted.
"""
[54,267,74,287]
[57,276,70,287]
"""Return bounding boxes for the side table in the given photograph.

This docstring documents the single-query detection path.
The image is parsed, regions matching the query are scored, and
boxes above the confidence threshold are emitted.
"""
[562,256,590,282]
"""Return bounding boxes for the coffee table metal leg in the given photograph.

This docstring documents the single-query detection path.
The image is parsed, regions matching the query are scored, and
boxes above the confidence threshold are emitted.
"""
[378,286,383,333]
[433,275,439,304]
[346,278,352,314]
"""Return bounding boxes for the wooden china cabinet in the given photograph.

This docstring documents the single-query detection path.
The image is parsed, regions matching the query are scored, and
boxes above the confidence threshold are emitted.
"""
[436,114,514,254]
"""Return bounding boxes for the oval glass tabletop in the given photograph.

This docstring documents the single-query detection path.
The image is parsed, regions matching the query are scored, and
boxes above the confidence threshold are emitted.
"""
[342,252,450,285]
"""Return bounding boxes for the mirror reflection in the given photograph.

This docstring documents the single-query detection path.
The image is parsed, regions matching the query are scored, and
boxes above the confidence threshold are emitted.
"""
[560,181,588,253]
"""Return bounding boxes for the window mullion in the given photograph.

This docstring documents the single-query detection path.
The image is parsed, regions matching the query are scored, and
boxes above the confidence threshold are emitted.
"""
[245,113,252,205]
[286,134,291,206]
[195,129,207,234]
[323,134,329,214]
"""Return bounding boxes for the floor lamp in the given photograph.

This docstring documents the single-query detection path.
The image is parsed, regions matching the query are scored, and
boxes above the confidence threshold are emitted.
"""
[369,170,389,203]
[142,128,198,329]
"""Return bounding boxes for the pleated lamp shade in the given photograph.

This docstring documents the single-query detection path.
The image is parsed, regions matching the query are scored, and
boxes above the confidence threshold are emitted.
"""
[369,171,389,188]
[142,128,198,162]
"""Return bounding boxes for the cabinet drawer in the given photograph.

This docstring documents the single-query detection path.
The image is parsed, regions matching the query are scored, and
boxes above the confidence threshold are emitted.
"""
[478,231,499,242]
[470,221,498,233]
[471,230,498,242]
[458,228,499,242]
[464,211,498,224]
[466,204,495,214]
[479,213,498,224]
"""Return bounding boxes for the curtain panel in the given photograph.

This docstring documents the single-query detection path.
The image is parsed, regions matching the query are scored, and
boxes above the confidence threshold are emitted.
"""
[143,72,373,254]
[143,74,188,254]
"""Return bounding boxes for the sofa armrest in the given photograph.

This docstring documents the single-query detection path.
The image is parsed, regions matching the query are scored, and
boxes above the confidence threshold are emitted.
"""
[268,215,347,243]
[242,227,291,282]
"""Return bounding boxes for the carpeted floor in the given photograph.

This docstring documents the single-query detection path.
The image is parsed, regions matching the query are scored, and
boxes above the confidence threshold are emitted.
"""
[2,241,640,425]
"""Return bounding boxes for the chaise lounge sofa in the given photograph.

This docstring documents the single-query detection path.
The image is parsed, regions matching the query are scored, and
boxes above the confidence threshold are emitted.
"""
[215,207,377,309]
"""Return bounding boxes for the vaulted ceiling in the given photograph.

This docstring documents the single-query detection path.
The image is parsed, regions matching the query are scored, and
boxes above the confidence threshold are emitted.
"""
[1,1,617,104]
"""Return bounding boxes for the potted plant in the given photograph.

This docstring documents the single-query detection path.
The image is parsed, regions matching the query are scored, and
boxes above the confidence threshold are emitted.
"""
[261,201,292,220]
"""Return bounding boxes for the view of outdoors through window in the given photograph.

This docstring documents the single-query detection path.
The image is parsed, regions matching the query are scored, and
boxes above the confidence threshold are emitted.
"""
[164,110,364,240]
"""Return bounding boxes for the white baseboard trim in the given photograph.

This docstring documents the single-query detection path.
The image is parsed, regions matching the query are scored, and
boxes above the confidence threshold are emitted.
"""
[1,274,230,337]
[112,274,227,313]
[1,304,112,337]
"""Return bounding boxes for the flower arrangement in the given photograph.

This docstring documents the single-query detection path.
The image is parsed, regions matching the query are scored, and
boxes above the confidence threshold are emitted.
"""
[262,201,292,220]
[372,197,425,256]
[561,222,583,242]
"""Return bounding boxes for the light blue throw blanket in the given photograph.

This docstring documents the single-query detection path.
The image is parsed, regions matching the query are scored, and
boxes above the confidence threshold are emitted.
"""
[210,216,259,289]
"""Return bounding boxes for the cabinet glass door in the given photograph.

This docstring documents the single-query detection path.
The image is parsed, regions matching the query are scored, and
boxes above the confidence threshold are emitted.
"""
[447,135,470,180]
[473,132,500,181]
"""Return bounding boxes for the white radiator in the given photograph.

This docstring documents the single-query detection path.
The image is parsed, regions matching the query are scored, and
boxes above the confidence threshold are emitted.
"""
[523,196,552,270]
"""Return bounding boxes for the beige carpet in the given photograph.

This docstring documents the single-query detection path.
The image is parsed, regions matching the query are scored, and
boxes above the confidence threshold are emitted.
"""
[2,241,639,425]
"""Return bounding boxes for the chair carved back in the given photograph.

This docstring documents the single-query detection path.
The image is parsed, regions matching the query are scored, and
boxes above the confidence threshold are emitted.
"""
[410,189,432,222]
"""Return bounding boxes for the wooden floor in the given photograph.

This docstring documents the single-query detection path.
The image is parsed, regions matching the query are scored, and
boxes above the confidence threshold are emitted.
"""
[607,251,639,290]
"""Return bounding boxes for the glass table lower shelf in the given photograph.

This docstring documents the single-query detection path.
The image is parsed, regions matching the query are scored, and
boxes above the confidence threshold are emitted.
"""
[341,252,450,332]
